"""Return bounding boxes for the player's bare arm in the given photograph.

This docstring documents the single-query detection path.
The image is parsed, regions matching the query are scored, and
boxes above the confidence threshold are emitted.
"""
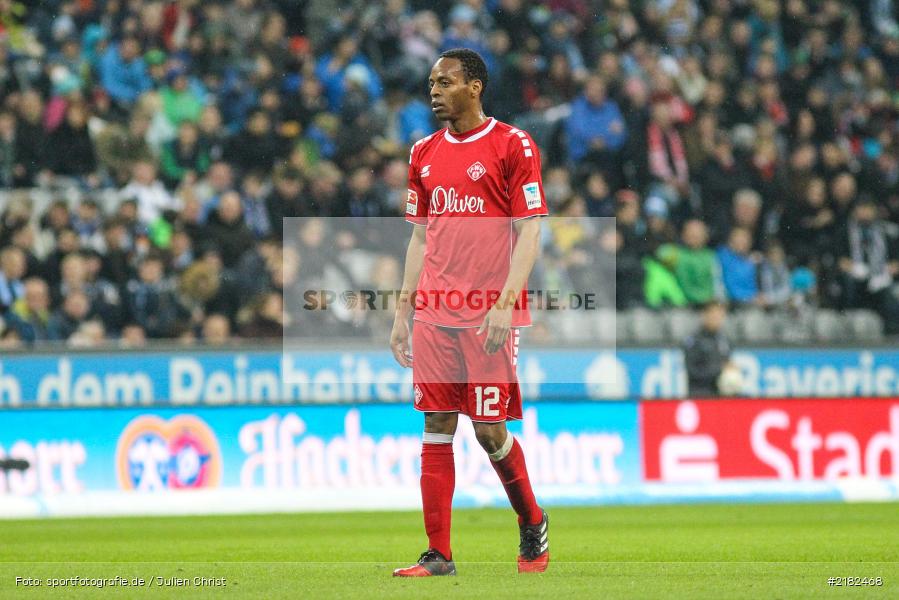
[477,217,542,354]
[390,224,426,367]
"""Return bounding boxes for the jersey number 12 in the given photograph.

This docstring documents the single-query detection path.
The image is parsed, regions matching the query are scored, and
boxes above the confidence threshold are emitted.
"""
[474,386,500,417]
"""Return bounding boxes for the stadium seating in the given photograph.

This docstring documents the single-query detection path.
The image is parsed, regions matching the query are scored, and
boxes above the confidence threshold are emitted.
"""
[813,309,847,343]
[845,310,885,343]
[664,308,700,342]
[609,306,889,347]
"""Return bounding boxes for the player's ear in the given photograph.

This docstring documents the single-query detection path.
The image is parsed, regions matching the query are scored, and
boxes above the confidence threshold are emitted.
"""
[470,79,482,98]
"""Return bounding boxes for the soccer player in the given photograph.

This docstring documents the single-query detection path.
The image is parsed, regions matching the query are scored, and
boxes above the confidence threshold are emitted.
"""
[390,48,549,577]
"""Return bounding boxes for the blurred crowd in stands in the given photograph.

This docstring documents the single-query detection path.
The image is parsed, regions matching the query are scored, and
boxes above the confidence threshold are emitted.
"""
[2,0,899,348]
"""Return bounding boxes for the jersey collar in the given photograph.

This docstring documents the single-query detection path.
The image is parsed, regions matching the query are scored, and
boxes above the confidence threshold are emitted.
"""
[443,117,497,144]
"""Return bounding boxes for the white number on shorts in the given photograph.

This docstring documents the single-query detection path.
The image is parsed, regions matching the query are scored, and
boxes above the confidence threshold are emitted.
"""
[474,386,500,417]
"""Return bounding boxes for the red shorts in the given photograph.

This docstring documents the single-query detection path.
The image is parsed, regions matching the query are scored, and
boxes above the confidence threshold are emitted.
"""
[411,320,522,422]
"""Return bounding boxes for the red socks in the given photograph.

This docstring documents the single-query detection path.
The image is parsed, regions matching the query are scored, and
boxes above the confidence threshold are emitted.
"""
[420,441,455,559]
[420,433,540,560]
[490,436,542,526]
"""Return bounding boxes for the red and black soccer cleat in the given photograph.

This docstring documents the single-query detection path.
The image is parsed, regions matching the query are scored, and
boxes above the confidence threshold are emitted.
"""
[393,549,457,577]
[517,509,549,573]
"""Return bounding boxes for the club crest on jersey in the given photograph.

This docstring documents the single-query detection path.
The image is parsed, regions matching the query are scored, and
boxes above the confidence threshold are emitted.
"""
[467,161,486,181]
[407,189,418,215]
[414,385,424,405]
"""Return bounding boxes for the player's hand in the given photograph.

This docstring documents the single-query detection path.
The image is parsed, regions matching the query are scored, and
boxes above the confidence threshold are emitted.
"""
[477,305,512,355]
[390,315,413,367]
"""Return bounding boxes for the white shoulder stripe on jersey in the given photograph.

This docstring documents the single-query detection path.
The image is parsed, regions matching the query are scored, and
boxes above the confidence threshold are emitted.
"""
[410,133,435,163]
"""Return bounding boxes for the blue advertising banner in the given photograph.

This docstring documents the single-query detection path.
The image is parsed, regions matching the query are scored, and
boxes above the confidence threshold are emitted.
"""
[4,398,895,518]
[0,402,640,517]
[1,348,898,408]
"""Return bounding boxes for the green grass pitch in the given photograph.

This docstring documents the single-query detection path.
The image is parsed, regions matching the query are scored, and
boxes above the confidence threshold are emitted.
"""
[1,502,897,598]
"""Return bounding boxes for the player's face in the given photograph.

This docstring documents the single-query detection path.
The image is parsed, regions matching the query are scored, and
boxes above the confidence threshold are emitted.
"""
[428,58,479,121]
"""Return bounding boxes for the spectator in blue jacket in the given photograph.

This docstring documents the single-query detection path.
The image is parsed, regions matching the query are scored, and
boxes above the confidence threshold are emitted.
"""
[99,36,151,107]
[717,227,760,305]
[124,255,184,338]
[543,13,587,81]
[315,36,383,111]
[384,81,434,146]
[440,5,494,72]
[397,99,433,146]
[565,76,627,163]
[47,290,92,342]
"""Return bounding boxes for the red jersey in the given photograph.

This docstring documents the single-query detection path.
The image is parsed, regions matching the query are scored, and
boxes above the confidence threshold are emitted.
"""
[405,117,548,328]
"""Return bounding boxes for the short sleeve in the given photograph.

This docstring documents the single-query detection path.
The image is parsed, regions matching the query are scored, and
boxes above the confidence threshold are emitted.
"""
[505,129,549,220]
[405,142,428,225]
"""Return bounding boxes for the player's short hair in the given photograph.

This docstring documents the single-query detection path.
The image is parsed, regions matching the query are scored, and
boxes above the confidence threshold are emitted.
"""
[439,48,489,96]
